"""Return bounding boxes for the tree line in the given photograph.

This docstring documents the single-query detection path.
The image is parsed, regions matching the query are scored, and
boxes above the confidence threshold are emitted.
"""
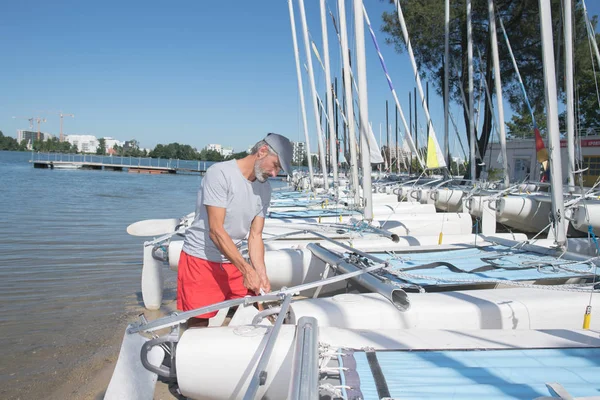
[382,0,600,178]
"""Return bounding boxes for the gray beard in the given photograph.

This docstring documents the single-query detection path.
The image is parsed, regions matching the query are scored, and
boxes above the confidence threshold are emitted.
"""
[254,162,268,183]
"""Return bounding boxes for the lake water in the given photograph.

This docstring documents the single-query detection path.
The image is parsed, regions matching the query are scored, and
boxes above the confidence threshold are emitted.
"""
[0,151,282,399]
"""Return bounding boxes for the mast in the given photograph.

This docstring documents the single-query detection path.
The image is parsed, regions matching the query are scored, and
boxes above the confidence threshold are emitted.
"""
[582,0,600,70]
[362,3,424,171]
[444,0,450,167]
[539,0,567,247]
[564,0,575,190]
[354,0,373,220]
[337,0,360,204]
[297,0,329,190]
[467,0,476,181]
[395,0,446,170]
[386,100,390,170]
[287,0,315,190]
[320,0,338,189]
[488,0,509,187]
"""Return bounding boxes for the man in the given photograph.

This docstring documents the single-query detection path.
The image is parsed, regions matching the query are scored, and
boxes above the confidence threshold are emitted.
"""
[177,133,293,327]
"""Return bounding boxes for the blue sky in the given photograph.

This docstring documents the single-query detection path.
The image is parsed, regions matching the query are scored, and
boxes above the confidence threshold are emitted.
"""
[1,0,599,154]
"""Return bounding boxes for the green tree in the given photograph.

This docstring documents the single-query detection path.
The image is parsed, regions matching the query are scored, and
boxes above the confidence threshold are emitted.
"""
[0,131,21,150]
[382,0,598,178]
[227,151,249,160]
[199,149,224,161]
[96,138,107,155]
[149,142,201,160]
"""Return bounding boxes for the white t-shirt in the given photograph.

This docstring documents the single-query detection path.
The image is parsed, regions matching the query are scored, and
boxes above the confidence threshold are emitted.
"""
[182,159,272,262]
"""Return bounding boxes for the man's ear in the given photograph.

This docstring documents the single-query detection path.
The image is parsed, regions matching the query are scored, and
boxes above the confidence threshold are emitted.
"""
[257,144,269,159]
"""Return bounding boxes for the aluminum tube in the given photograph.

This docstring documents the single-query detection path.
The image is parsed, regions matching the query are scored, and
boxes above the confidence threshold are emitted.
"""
[243,294,294,400]
[337,0,360,204]
[354,0,373,220]
[287,317,319,400]
[306,243,410,311]
[538,0,567,247]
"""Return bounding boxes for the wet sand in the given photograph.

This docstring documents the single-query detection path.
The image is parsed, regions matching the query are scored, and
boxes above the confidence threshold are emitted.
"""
[4,290,180,400]
[47,297,180,400]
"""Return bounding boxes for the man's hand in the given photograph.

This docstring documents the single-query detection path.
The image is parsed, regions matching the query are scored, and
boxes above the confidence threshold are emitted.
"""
[258,274,271,294]
[243,269,262,294]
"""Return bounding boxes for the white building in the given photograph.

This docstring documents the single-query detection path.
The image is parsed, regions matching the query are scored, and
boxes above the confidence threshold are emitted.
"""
[103,137,123,152]
[206,144,234,157]
[65,134,99,153]
[221,147,233,157]
[206,144,222,153]
[486,132,600,186]
[292,141,306,164]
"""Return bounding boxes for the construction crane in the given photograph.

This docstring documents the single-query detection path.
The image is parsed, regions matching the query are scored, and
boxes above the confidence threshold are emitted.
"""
[58,112,74,142]
[12,116,34,130]
[34,117,47,141]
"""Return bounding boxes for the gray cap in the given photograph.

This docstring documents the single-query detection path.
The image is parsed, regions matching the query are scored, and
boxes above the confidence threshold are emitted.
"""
[264,133,293,175]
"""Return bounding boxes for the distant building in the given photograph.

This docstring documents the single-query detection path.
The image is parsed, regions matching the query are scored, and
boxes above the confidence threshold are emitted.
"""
[17,130,54,144]
[206,144,234,157]
[123,140,139,152]
[292,141,306,164]
[486,130,600,186]
[103,137,123,155]
[65,134,99,153]
[206,144,222,153]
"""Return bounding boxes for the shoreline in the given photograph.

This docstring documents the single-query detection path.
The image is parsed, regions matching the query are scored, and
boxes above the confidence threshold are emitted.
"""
[48,298,180,400]
[4,294,180,400]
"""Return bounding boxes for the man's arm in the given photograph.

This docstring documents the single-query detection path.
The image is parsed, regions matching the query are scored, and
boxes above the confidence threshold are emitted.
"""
[247,215,270,293]
[206,205,261,293]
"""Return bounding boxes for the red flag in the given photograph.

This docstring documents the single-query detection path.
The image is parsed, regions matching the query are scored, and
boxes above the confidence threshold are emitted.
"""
[534,127,549,181]
[534,127,549,164]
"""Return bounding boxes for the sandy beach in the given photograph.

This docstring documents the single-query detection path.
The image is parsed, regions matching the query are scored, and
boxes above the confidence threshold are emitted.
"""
[4,287,181,400]
[47,298,180,400]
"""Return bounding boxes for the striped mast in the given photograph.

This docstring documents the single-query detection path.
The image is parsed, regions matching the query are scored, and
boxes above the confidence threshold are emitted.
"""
[394,0,447,170]
[297,0,329,191]
[337,0,360,205]
[488,0,509,187]
[319,0,339,190]
[538,0,567,247]
[362,4,424,170]
[287,0,315,190]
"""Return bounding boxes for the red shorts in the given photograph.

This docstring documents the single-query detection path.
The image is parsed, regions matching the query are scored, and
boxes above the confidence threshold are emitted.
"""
[177,251,251,318]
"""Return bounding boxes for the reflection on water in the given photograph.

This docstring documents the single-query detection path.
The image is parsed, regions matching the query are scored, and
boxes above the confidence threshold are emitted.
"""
[0,151,205,398]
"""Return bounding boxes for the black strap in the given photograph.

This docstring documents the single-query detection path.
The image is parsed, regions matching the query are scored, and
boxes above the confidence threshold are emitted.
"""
[365,350,391,399]
[400,261,471,274]
[398,260,542,274]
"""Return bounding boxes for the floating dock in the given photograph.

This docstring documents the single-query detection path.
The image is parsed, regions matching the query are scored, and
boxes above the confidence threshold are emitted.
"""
[33,160,188,174]
[31,159,287,177]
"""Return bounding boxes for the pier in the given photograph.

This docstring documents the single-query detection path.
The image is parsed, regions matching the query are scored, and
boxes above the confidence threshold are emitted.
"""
[30,152,287,177]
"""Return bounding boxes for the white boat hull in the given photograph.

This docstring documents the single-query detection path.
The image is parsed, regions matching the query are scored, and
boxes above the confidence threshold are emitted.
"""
[175,325,600,400]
